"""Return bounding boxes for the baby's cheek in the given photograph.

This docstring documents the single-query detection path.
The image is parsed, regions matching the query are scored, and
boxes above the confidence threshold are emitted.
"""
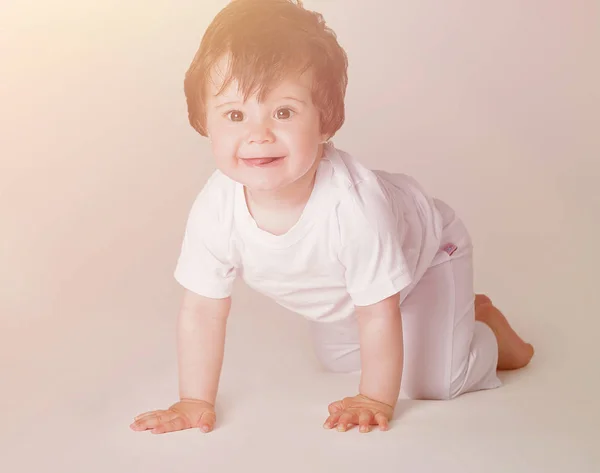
[211,139,236,162]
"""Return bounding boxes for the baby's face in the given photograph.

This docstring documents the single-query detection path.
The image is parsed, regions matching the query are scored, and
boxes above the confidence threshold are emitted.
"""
[204,56,327,193]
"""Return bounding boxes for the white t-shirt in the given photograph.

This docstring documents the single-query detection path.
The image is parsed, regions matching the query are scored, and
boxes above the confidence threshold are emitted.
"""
[174,143,443,323]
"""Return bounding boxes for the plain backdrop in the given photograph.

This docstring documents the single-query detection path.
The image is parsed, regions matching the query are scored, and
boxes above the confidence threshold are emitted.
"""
[1,1,599,472]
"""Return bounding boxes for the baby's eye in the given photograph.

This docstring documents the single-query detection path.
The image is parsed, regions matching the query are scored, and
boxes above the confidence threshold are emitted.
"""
[275,108,294,120]
[226,110,244,122]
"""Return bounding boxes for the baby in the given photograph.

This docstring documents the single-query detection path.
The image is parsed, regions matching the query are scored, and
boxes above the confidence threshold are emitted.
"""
[130,0,534,435]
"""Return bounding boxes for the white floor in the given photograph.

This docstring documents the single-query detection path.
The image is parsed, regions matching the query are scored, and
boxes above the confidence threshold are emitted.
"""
[2,1,599,472]
[3,271,599,473]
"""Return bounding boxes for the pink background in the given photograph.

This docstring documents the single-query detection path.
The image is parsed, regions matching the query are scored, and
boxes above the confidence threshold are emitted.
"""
[1,1,598,471]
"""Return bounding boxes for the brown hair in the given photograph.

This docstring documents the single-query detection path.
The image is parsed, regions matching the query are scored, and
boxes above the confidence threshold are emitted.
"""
[183,0,348,138]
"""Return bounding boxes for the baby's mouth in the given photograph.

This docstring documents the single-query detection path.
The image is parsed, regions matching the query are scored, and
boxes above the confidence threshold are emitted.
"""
[241,156,284,166]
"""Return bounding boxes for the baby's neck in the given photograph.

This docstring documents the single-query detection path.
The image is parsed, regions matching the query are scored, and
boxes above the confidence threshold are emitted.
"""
[244,166,318,236]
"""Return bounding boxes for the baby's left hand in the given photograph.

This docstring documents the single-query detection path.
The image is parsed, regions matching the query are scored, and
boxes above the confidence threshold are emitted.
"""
[323,394,394,433]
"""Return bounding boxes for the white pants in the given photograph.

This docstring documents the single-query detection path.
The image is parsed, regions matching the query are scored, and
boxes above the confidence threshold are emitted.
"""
[309,199,502,400]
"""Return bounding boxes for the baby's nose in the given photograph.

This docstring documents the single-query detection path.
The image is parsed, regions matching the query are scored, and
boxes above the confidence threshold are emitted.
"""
[247,122,275,144]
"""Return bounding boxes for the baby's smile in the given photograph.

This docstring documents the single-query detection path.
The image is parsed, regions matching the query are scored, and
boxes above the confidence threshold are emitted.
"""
[239,156,285,167]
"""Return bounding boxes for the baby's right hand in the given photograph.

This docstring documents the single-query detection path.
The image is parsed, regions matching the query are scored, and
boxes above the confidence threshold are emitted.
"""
[130,399,216,434]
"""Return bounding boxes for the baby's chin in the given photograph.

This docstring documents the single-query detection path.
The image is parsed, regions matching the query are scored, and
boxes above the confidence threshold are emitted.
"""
[213,165,284,190]
[241,178,292,193]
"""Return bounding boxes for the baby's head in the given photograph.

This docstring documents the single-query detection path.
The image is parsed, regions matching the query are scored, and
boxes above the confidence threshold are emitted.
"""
[184,0,348,192]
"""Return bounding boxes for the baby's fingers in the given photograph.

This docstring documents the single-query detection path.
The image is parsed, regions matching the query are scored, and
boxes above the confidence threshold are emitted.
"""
[374,412,390,431]
[133,410,165,422]
[151,415,190,434]
[130,412,173,431]
[327,400,344,415]
[323,411,342,429]
[336,412,356,432]
[358,410,373,433]
[198,410,217,433]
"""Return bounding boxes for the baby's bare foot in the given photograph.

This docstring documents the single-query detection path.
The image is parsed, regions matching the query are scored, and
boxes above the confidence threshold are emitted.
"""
[474,294,534,370]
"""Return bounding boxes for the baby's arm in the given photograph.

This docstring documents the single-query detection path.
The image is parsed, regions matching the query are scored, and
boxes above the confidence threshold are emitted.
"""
[178,289,231,405]
[355,292,403,408]
[130,289,230,434]
[323,292,402,433]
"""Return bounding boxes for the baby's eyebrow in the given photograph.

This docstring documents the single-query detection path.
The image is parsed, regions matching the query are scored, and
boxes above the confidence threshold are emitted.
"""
[213,95,307,108]
[280,96,306,104]
[215,100,240,109]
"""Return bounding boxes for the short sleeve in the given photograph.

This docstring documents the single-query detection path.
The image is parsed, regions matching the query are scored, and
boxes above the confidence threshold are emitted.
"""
[174,174,237,299]
[337,179,413,307]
